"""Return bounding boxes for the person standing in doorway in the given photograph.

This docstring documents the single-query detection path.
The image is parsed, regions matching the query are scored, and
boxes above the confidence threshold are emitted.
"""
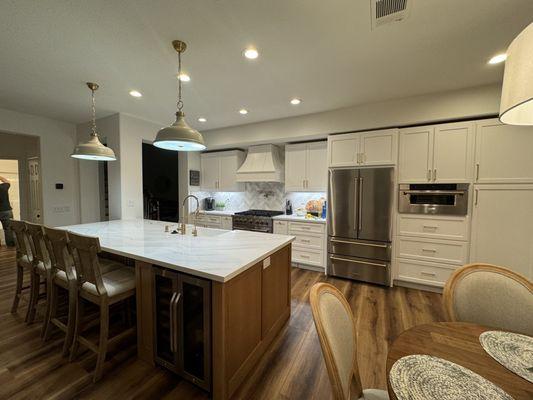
[0,175,15,247]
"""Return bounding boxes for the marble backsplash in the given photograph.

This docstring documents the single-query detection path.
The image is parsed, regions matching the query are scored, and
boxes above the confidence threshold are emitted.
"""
[192,182,326,212]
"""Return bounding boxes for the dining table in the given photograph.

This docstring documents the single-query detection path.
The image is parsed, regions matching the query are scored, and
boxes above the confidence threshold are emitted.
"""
[386,322,533,400]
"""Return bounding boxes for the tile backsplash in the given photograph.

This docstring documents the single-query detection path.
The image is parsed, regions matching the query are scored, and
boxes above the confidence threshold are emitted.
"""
[192,182,326,212]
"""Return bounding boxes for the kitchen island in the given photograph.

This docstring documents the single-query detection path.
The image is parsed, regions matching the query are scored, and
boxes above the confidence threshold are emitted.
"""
[61,219,294,400]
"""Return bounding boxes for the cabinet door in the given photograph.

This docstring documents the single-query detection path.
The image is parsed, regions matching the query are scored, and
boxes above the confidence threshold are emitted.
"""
[433,122,474,183]
[306,141,328,191]
[470,185,533,280]
[273,220,288,235]
[261,246,290,337]
[328,133,360,167]
[360,129,398,166]
[200,154,219,190]
[474,119,533,184]
[218,152,244,191]
[285,143,307,191]
[398,126,434,183]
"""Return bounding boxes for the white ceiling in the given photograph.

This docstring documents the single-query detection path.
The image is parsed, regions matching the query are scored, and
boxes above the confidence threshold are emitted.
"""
[0,0,531,131]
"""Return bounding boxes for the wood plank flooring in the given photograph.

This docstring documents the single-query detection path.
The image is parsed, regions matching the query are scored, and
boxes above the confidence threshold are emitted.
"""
[0,245,445,399]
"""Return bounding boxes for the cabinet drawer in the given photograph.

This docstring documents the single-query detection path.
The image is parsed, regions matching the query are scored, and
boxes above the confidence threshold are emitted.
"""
[397,258,456,287]
[291,248,323,266]
[289,222,325,234]
[292,233,323,250]
[397,215,469,241]
[397,237,468,265]
[273,220,288,235]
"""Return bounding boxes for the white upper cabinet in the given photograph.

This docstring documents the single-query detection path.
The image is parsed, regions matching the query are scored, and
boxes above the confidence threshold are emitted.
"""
[470,184,533,280]
[474,119,533,184]
[328,129,397,168]
[201,150,245,191]
[285,141,327,192]
[399,122,473,183]
[399,126,433,183]
[433,122,474,183]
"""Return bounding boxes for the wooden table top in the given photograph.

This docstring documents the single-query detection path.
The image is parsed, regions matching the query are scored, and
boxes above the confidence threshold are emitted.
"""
[386,322,533,400]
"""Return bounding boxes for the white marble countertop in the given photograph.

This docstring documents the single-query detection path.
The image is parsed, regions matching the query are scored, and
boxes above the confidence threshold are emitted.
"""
[272,214,327,224]
[60,219,294,282]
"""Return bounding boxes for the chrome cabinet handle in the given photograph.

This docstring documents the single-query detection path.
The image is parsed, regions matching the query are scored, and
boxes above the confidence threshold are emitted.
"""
[422,225,438,230]
[300,239,311,243]
[475,189,479,206]
[475,163,480,181]
[422,248,437,253]
[172,292,181,353]
[354,178,358,230]
[420,271,437,277]
[358,177,363,231]
[169,292,177,352]
[427,169,431,181]
[330,255,387,268]
[433,169,437,181]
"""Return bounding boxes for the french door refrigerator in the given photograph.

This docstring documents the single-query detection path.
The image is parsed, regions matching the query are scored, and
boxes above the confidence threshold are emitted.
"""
[327,167,394,285]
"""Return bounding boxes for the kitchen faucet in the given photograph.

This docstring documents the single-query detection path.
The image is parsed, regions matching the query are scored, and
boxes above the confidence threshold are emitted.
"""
[180,195,199,236]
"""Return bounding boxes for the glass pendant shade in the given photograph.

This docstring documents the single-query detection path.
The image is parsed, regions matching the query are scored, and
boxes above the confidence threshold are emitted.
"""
[499,22,533,125]
[71,134,116,161]
[154,111,206,151]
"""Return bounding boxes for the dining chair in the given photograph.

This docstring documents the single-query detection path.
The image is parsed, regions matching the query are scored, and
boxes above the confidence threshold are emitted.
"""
[41,226,78,355]
[443,263,533,336]
[310,282,389,400]
[9,219,34,321]
[24,221,51,324]
[67,231,136,382]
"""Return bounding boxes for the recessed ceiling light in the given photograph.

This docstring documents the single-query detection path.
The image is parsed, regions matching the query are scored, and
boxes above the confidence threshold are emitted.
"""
[488,53,507,65]
[290,98,302,105]
[244,48,259,59]
[239,109,248,115]
[129,90,142,98]
[198,117,207,122]
[178,73,190,82]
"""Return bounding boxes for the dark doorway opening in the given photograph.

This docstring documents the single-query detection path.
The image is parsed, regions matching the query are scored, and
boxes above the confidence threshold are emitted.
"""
[142,143,179,222]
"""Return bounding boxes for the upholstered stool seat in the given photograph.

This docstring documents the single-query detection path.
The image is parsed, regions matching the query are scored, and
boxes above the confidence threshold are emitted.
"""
[359,389,389,400]
[80,267,135,298]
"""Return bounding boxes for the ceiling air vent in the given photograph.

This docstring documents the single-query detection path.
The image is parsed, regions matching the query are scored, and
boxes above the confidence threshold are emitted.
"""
[371,0,411,30]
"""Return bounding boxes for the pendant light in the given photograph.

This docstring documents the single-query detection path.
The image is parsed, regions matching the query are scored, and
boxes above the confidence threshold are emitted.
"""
[153,40,206,151]
[71,82,116,161]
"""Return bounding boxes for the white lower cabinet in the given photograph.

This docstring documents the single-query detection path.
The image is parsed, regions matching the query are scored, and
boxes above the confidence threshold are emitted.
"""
[470,185,533,280]
[397,259,456,287]
[193,214,233,230]
[273,220,288,235]
[397,237,468,266]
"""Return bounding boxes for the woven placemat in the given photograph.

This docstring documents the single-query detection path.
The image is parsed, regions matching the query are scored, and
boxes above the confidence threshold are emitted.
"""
[480,331,533,383]
[389,354,514,400]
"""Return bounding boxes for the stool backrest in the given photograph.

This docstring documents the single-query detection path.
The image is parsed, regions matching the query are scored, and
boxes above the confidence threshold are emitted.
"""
[67,231,106,294]
[9,219,32,260]
[43,226,75,280]
[25,222,50,266]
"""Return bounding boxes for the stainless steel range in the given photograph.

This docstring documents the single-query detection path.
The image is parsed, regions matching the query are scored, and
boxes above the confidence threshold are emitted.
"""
[233,210,284,233]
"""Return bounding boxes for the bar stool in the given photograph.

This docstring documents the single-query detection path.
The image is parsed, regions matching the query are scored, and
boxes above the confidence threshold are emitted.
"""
[25,222,51,325]
[9,220,34,321]
[41,226,78,355]
[68,231,136,382]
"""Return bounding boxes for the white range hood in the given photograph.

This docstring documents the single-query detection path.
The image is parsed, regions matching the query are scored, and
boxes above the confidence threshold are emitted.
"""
[236,144,285,183]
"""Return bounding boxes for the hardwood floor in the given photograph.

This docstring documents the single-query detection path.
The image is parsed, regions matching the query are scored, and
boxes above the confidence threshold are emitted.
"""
[0,245,445,399]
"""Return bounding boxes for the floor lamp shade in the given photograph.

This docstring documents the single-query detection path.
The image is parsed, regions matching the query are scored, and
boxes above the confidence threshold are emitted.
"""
[500,23,533,125]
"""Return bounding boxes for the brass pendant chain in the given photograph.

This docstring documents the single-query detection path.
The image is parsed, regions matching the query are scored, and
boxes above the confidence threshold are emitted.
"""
[177,50,184,112]
[91,87,98,137]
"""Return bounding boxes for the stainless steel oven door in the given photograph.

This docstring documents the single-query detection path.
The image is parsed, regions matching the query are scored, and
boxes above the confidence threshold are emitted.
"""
[398,184,469,216]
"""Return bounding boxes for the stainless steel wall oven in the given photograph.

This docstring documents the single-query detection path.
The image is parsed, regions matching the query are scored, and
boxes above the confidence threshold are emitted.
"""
[398,183,469,216]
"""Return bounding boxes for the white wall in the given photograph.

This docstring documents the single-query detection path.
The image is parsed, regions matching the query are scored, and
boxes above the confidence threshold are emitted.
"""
[0,108,79,227]
[203,84,501,148]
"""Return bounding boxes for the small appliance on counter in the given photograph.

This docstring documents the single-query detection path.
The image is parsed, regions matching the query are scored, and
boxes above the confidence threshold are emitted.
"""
[204,197,215,211]
[285,200,293,215]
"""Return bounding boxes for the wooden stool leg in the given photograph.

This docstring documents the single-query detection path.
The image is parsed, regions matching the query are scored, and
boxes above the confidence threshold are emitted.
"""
[69,296,84,362]
[62,285,77,357]
[93,301,109,382]
[41,277,53,339]
[11,264,24,314]
[26,271,39,323]
[42,282,58,341]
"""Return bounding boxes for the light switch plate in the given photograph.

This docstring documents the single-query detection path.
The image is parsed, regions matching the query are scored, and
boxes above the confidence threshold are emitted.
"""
[263,257,271,269]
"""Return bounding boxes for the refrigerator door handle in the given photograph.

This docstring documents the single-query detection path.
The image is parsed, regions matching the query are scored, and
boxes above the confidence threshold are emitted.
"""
[358,177,363,231]
[330,238,389,248]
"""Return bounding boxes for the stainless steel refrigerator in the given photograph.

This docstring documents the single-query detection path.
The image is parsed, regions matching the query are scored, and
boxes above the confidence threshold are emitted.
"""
[327,167,394,285]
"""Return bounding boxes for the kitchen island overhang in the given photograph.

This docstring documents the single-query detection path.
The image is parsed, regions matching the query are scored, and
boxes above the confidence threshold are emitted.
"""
[61,219,294,400]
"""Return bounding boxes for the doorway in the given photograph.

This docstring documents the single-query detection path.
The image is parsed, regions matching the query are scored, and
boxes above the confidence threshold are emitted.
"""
[0,160,20,245]
[142,143,179,222]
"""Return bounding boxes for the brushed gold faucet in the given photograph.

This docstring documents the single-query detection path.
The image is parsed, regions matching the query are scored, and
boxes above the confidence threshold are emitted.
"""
[180,195,199,236]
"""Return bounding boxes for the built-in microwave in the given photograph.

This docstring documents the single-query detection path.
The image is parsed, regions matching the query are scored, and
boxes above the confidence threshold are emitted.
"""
[398,183,469,216]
